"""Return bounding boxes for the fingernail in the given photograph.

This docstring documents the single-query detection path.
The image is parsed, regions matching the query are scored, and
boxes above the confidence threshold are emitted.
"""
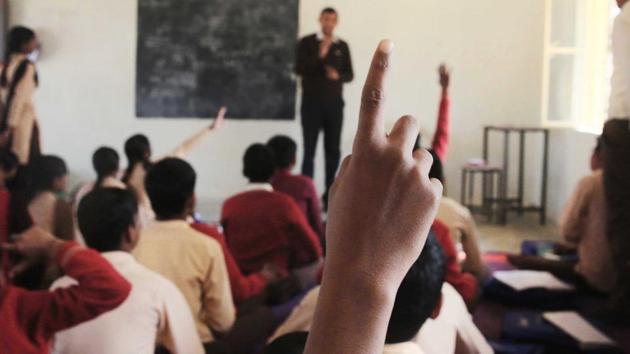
[379,39,394,54]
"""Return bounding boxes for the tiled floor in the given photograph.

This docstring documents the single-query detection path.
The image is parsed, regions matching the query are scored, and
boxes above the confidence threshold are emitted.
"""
[476,214,561,253]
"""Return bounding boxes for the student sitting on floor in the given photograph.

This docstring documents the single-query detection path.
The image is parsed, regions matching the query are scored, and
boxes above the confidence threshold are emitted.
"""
[221,144,322,283]
[267,135,325,240]
[267,234,491,354]
[27,155,74,241]
[122,106,225,228]
[0,227,131,354]
[132,158,236,351]
[52,188,203,354]
[509,138,615,293]
[415,65,489,289]
[73,146,126,245]
[74,147,126,204]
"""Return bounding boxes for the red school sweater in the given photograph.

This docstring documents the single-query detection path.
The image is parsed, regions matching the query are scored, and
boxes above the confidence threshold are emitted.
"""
[432,219,478,306]
[191,222,268,304]
[0,242,132,354]
[221,190,322,275]
[271,170,325,238]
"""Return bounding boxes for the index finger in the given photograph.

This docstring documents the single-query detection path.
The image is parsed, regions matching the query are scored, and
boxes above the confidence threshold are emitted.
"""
[355,39,394,149]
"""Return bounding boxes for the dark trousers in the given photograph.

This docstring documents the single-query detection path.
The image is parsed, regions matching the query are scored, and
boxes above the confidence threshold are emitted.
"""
[300,98,344,203]
[602,118,630,314]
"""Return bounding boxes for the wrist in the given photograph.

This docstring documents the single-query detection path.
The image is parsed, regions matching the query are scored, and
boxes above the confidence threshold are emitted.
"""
[321,259,400,304]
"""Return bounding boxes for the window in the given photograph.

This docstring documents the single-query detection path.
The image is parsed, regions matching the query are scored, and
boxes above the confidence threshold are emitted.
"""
[541,0,618,133]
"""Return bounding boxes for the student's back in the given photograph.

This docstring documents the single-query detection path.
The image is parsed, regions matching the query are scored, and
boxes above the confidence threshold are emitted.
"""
[134,219,235,344]
[222,189,322,275]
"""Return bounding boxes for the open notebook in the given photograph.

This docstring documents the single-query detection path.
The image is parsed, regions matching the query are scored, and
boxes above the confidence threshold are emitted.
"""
[544,312,617,350]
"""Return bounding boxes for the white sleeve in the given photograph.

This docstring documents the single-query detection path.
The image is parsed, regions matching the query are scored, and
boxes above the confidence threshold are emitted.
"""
[158,279,205,354]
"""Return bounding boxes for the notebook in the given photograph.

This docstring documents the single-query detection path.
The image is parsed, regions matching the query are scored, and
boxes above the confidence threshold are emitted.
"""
[543,311,616,350]
[493,270,574,292]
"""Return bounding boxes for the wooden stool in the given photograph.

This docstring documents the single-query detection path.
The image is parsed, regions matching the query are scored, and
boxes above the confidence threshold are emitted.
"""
[461,163,504,222]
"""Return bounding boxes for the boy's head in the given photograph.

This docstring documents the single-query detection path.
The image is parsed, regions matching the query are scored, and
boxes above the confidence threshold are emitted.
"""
[93,147,120,180]
[243,144,276,183]
[319,7,338,37]
[264,332,309,354]
[386,232,445,344]
[590,137,603,171]
[78,188,139,253]
[267,135,297,171]
[124,134,151,164]
[146,158,197,220]
[412,135,444,184]
[0,149,19,184]
[29,155,68,198]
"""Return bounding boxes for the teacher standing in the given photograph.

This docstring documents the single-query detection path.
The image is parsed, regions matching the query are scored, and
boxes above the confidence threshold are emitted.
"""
[296,7,353,208]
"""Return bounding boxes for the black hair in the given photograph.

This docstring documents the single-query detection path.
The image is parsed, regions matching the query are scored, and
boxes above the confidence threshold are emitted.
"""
[264,332,309,354]
[386,233,446,344]
[145,158,196,220]
[243,143,275,183]
[0,149,19,173]
[1,26,36,87]
[92,147,120,189]
[26,155,68,202]
[78,188,138,252]
[267,135,297,170]
[321,7,338,15]
[122,134,151,184]
[412,135,444,184]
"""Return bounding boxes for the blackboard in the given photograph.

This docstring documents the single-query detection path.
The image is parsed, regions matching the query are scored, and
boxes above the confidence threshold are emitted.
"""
[136,0,299,120]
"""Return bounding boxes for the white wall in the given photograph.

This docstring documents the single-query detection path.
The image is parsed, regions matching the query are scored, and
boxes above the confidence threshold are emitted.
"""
[9,0,577,221]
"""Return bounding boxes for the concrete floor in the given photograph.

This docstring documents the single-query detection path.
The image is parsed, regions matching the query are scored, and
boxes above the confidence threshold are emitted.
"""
[476,213,561,253]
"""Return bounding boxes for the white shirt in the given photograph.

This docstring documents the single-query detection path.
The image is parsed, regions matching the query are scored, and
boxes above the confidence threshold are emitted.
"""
[269,284,493,354]
[416,283,494,354]
[52,252,204,354]
[609,2,630,119]
[244,182,274,192]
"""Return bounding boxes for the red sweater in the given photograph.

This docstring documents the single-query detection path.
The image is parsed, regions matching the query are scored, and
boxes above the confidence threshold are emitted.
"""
[432,220,478,306]
[221,190,322,275]
[432,90,450,162]
[271,170,324,238]
[191,222,268,304]
[0,242,132,354]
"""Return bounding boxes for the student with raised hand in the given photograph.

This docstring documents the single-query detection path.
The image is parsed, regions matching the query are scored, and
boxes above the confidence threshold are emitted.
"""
[0,26,41,171]
[27,155,74,241]
[303,39,443,354]
[267,135,325,240]
[221,144,322,282]
[123,106,226,227]
[52,188,204,354]
[132,158,236,351]
[0,227,131,354]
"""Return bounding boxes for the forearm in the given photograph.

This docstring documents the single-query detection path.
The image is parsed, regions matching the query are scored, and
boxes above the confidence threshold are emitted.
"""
[305,269,396,354]
[432,89,450,161]
[170,127,211,159]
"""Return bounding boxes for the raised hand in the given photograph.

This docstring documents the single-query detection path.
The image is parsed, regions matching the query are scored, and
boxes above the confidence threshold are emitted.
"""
[0,227,64,279]
[305,40,443,354]
[325,66,340,81]
[439,64,450,90]
[209,106,227,131]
